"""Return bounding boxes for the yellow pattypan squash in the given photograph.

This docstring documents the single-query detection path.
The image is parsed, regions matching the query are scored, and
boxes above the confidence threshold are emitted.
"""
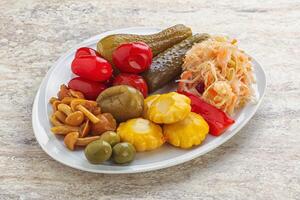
[143,94,160,119]
[148,92,191,124]
[163,112,209,149]
[117,118,164,152]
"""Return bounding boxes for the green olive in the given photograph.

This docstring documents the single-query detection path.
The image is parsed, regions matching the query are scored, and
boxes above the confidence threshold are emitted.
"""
[112,142,136,164]
[96,85,144,122]
[100,131,120,147]
[84,140,112,164]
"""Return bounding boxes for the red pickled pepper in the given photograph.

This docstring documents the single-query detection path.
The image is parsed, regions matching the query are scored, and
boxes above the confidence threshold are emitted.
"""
[71,47,113,82]
[113,73,148,97]
[112,42,153,74]
[68,77,107,100]
[75,47,101,58]
[178,91,235,136]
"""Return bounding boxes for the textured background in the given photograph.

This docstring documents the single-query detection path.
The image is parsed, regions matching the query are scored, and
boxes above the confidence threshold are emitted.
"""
[0,0,299,199]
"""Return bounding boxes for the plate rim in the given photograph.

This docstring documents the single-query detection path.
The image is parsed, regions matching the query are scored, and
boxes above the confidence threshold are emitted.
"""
[32,27,267,174]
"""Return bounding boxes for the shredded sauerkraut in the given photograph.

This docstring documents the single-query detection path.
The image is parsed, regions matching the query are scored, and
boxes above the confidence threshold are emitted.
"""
[178,36,255,114]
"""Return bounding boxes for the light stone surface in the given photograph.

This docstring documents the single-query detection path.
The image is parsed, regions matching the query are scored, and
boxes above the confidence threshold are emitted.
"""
[0,0,299,199]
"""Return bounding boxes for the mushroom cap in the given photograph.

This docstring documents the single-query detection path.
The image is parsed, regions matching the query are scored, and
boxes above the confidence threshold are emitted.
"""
[64,132,79,150]
[65,111,84,126]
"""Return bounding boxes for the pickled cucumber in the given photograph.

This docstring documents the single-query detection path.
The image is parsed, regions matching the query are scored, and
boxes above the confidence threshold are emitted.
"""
[97,24,192,64]
[142,33,210,92]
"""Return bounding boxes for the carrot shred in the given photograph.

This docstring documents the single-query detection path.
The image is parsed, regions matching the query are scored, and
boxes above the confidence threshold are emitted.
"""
[178,36,255,115]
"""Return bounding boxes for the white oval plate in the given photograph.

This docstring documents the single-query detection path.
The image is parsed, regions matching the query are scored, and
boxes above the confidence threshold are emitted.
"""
[32,27,266,174]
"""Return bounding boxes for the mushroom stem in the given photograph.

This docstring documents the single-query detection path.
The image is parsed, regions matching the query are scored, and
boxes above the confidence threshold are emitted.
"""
[50,115,63,126]
[54,111,67,123]
[64,132,79,150]
[77,104,100,124]
[51,125,80,135]
[58,104,72,116]
[76,136,100,146]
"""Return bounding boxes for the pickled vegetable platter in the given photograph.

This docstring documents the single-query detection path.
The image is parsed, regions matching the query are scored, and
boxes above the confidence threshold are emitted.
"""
[32,26,266,173]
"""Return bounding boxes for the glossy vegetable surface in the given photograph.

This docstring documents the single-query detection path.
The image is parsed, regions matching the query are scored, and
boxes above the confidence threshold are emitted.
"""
[117,118,164,152]
[163,112,209,149]
[112,142,136,164]
[99,131,120,147]
[84,140,112,164]
[113,73,148,97]
[71,54,113,82]
[142,33,210,92]
[148,92,191,124]
[75,47,101,58]
[96,85,144,122]
[179,91,235,136]
[113,42,152,74]
[68,77,107,100]
[143,94,160,119]
[97,24,192,65]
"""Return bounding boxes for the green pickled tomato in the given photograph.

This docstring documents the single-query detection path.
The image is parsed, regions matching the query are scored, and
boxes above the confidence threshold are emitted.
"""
[84,140,112,164]
[100,131,120,147]
[112,142,136,164]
